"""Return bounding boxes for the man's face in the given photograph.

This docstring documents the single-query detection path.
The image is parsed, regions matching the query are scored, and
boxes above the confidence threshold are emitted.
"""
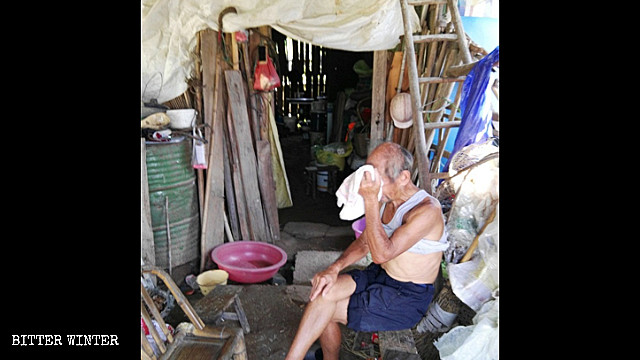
[366,151,394,203]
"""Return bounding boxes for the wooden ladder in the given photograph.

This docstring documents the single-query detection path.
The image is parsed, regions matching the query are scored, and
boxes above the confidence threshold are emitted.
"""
[399,0,475,192]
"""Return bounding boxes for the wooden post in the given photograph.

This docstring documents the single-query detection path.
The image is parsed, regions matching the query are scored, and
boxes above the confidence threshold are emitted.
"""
[200,29,225,271]
[368,50,387,154]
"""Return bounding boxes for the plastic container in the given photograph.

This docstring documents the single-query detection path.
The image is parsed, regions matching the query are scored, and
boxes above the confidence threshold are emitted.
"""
[166,109,196,129]
[211,241,287,283]
[196,270,229,296]
[317,170,329,192]
[352,217,366,238]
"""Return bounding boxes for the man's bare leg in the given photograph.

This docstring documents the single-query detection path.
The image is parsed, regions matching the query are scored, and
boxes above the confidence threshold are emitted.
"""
[285,275,355,360]
[319,317,343,360]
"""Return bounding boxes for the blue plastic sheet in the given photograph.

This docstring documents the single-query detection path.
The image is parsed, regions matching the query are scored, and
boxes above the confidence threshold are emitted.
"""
[444,46,499,172]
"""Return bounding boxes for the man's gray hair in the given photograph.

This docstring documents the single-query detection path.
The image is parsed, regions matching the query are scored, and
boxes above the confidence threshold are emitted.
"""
[383,142,414,180]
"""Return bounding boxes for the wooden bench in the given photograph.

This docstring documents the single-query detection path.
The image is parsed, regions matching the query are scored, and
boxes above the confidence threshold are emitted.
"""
[141,268,247,360]
[191,284,250,334]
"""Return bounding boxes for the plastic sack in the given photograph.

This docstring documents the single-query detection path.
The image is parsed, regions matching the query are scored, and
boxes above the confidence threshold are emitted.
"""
[254,50,281,92]
[444,46,499,172]
[434,295,499,360]
[444,140,498,264]
[315,142,353,171]
[447,204,498,312]
[192,127,207,169]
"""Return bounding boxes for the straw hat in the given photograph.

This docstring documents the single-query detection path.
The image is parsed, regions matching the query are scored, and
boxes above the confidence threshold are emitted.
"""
[390,92,413,128]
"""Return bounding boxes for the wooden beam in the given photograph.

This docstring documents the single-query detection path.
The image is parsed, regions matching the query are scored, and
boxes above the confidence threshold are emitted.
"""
[369,50,388,154]
[200,29,225,271]
[225,70,270,242]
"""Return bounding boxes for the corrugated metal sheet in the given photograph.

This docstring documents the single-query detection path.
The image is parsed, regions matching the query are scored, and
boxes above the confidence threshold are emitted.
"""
[145,136,200,268]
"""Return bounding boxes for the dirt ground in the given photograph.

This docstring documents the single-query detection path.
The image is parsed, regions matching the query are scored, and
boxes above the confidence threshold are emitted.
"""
[162,132,366,359]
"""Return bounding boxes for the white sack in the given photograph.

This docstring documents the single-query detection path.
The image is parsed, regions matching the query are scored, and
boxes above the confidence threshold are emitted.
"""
[141,0,420,103]
[434,296,499,360]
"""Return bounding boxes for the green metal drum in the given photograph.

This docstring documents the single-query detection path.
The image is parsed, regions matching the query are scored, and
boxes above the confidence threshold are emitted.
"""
[145,136,200,269]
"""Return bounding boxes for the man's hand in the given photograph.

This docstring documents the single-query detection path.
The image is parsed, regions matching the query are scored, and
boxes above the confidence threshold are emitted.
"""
[309,267,339,301]
[358,168,381,201]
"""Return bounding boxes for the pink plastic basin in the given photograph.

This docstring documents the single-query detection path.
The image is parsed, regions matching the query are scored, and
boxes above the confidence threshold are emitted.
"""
[211,241,287,283]
[352,217,366,238]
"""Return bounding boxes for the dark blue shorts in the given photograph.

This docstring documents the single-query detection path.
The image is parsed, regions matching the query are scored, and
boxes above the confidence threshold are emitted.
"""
[345,263,434,332]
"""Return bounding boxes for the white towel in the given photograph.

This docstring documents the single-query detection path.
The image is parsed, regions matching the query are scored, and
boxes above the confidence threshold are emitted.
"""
[336,165,383,220]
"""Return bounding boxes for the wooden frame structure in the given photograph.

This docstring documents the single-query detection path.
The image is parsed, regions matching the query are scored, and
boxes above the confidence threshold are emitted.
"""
[141,267,247,360]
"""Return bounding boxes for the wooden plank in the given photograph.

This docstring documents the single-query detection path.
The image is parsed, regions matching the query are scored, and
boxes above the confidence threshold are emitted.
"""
[191,285,244,324]
[226,109,250,241]
[368,50,388,154]
[141,138,155,269]
[256,140,280,241]
[225,70,270,242]
[200,29,225,271]
[222,125,240,240]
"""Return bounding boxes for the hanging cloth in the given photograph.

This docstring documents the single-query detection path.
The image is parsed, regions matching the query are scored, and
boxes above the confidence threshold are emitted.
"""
[444,46,499,172]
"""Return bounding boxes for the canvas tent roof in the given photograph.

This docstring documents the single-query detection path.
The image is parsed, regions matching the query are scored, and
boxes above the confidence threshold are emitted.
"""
[141,0,420,104]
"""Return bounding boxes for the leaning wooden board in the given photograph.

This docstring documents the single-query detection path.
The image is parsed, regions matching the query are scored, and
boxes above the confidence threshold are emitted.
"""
[224,70,270,242]
[200,29,225,271]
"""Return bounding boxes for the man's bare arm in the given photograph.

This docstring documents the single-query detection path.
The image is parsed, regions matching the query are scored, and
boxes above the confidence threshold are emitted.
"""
[309,235,369,301]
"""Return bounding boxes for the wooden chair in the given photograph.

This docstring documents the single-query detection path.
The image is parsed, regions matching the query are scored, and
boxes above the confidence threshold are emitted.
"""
[141,267,247,360]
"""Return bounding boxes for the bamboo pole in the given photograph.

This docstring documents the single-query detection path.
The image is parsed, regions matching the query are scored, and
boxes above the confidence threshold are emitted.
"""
[400,0,431,191]
[460,203,498,263]
[446,0,472,64]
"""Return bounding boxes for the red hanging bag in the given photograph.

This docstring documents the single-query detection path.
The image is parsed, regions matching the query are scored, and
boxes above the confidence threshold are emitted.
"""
[253,45,280,91]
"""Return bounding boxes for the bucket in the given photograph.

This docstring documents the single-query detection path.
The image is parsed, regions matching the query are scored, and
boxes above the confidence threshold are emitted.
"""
[352,217,366,238]
[145,136,200,269]
[196,270,229,296]
[317,170,328,192]
[166,109,197,129]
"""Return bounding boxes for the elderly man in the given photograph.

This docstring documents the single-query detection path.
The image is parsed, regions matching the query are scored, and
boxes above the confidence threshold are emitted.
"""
[285,142,449,360]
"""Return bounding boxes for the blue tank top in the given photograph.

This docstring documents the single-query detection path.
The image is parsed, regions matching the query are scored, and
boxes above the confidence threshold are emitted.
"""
[379,190,449,255]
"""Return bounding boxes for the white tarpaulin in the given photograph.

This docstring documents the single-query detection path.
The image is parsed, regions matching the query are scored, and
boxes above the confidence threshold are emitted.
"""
[141,0,420,103]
